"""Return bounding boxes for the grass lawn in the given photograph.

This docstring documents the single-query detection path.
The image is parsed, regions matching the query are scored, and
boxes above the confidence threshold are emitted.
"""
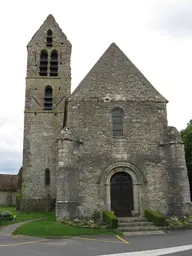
[13,217,122,237]
[1,207,122,237]
[0,206,54,226]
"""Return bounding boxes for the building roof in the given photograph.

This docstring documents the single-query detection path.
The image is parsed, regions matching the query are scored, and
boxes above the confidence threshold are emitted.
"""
[72,42,168,103]
[0,174,18,192]
[27,14,70,47]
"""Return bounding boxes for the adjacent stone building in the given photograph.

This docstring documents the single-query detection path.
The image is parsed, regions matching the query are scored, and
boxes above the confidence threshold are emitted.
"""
[21,14,191,218]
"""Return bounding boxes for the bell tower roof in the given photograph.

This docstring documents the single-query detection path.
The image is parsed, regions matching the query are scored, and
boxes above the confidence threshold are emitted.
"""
[27,14,70,47]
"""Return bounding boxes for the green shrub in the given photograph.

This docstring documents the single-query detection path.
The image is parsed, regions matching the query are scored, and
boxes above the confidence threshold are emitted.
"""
[0,211,13,221]
[145,209,166,226]
[102,210,118,229]
[165,216,192,229]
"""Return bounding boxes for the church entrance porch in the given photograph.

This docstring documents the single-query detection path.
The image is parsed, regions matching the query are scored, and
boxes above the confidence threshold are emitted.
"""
[110,172,133,217]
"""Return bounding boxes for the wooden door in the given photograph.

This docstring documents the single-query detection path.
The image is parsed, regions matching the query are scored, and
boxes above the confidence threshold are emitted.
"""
[110,172,133,217]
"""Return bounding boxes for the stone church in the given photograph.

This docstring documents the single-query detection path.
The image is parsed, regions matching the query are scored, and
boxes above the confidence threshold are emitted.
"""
[21,14,191,219]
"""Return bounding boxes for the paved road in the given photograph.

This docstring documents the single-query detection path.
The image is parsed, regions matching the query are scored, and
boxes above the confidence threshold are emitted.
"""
[1,230,192,255]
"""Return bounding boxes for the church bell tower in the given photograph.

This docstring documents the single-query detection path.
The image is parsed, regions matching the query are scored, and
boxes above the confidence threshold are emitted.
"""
[22,14,71,211]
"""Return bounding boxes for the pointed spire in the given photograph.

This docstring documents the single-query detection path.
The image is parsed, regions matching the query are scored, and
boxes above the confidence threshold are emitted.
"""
[44,14,56,25]
[110,42,118,47]
[27,14,70,47]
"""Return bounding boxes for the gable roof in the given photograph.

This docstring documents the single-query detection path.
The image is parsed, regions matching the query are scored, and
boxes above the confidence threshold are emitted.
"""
[27,14,70,46]
[72,43,167,103]
[0,174,18,192]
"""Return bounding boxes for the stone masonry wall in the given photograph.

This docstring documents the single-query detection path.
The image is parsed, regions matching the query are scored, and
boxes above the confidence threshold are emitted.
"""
[160,127,191,216]
[22,15,71,211]
[66,43,172,217]
[56,129,80,219]
[68,97,168,216]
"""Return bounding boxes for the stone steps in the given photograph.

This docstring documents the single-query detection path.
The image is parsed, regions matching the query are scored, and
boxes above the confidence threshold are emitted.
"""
[119,221,153,227]
[118,225,161,232]
[118,217,146,223]
[118,216,165,235]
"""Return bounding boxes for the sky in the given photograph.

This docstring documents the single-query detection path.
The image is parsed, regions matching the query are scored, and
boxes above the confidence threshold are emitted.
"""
[0,0,192,174]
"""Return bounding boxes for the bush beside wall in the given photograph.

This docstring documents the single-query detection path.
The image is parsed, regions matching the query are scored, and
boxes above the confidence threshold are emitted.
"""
[102,210,118,229]
[145,209,166,226]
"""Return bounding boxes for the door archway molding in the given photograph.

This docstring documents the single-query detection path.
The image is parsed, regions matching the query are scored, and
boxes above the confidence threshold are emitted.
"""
[103,162,142,215]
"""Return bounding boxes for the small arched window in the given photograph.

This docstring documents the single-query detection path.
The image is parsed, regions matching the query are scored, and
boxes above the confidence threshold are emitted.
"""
[39,50,48,76]
[112,107,124,136]
[46,29,53,47]
[50,50,58,76]
[44,85,53,110]
[45,169,50,186]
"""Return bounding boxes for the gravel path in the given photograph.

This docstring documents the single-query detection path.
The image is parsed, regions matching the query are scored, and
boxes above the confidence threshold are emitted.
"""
[0,218,43,236]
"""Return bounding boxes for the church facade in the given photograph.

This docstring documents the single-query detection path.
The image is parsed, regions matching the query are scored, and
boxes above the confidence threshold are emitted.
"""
[21,14,191,218]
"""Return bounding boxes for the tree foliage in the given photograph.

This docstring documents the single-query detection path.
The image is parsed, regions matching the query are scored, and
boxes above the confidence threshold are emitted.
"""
[181,120,192,199]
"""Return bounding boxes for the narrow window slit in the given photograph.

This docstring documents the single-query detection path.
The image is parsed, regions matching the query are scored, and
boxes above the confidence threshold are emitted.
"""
[50,50,58,76]
[44,85,53,110]
[39,50,48,76]
[46,29,53,47]
[112,107,124,136]
[45,169,50,186]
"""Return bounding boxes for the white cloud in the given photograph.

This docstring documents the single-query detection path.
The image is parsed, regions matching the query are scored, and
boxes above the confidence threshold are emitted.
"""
[150,0,192,37]
[0,0,191,173]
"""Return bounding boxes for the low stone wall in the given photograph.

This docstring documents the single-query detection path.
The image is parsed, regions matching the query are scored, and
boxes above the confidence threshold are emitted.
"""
[0,191,17,206]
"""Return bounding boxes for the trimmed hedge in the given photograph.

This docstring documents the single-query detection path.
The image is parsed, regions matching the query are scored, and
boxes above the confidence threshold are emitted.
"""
[145,209,166,226]
[103,210,118,229]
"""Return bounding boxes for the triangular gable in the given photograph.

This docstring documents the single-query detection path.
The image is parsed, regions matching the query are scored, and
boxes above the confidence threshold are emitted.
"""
[27,14,69,46]
[72,43,167,103]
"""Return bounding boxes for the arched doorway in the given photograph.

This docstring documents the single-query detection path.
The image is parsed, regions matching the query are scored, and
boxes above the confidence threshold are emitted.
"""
[110,172,133,217]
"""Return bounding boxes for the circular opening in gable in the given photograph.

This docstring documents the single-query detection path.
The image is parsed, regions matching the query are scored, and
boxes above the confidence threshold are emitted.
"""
[104,97,111,102]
